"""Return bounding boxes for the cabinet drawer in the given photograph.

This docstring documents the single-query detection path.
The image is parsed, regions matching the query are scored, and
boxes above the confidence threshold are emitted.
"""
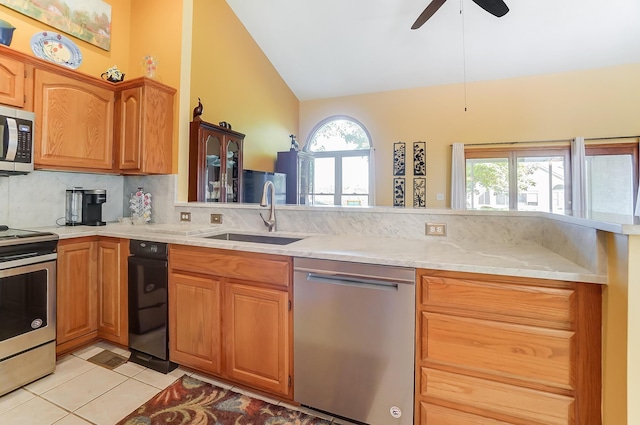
[169,245,291,288]
[421,313,574,389]
[420,403,515,425]
[420,368,574,425]
[420,275,575,327]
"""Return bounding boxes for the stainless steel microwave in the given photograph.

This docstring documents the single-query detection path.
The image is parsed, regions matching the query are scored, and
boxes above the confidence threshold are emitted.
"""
[0,105,34,175]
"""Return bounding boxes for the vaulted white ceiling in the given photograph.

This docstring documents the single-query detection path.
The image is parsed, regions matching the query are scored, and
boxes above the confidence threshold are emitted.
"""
[226,0,640,101]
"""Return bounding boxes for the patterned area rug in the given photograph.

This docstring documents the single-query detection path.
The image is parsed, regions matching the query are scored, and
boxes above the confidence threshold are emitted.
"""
[116,374,333,425]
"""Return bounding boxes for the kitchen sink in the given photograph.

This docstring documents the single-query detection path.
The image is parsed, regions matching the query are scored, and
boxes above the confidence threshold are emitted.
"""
[203,232,303,245]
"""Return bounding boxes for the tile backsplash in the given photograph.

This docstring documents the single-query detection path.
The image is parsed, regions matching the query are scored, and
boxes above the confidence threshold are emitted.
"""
[2,171,125,228]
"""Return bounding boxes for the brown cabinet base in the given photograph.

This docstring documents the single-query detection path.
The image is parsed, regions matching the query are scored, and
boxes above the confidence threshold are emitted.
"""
[168,245,292,399]
[415,270,602,425]
[56,237,129,355]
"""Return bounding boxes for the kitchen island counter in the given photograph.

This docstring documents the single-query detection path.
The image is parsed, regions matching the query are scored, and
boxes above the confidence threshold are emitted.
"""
[43,223,604,284]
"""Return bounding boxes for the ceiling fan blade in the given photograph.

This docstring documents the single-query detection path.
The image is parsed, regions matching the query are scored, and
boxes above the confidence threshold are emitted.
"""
[411,0,448,30]
[471,0,509,17]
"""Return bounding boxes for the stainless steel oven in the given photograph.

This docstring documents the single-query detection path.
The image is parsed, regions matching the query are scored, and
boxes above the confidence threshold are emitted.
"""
[0,227,58,396]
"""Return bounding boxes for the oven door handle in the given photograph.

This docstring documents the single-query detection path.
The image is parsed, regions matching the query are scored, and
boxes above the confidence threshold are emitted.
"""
[0,253,57,270]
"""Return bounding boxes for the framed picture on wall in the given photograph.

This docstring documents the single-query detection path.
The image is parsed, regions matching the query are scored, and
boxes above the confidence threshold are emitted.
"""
[413,177,426,208]
[413,141,426,176]
[393,142,406,176]
[0,0,112,51]
[393,178,405,207]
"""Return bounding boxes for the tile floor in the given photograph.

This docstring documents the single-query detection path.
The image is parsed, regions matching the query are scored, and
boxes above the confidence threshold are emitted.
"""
[0,341,341,425]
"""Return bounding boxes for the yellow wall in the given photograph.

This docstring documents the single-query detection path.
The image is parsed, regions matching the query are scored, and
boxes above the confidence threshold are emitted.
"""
[604,233,629,424]
[300,63,640,206]
[128,0,185,174]
[0,1,132,78]
[128,0,182,88]
[627,235,640,425]
[185,0,299,199]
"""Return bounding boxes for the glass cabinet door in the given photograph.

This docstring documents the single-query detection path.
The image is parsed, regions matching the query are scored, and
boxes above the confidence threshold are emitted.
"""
[226,139,240,202]
[188,119,245,203]
[205,134,222,202]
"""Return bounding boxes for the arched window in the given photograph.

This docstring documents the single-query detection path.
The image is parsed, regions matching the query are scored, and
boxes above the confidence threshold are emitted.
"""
[305,116,374,206]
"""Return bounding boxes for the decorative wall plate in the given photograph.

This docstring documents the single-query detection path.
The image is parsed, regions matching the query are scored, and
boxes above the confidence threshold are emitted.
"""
[30,31,82,69]
[413,141,426,176]
[393,177,406,207]
[393,142,406,176]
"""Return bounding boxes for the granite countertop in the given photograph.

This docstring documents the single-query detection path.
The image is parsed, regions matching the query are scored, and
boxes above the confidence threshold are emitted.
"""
[42,223,606,284]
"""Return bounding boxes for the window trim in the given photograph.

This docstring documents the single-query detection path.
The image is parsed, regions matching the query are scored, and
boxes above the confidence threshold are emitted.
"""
[464,142,640,213]
[465,146,571,211]
[305,115,375,206]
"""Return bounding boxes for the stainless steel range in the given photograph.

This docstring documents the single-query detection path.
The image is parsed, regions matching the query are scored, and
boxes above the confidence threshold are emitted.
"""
[0,225,58,396]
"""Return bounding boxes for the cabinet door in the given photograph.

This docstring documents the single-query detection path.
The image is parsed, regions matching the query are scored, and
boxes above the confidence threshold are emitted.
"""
[97,238,128,345]
[224,135,243,202]
[224,282,290,395]
[169,272,222,374]
[0,55,25,108]
[117,87,142,171]
[34,70,114,171]
[117,82,174,174]
[56,240,98,349]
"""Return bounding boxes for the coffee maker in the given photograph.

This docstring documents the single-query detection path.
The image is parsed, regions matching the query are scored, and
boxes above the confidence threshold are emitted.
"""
[82,189,107,226]
[65,189,107,226]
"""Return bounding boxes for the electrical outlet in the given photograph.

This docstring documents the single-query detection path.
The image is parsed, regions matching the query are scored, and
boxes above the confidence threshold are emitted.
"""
[425,223,446,236]
[180,212,191,222]
[210,213,223,224]
[436,193,445,201]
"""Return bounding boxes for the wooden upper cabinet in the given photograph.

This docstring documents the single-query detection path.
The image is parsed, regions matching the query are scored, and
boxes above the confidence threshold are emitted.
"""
[0,54,25,108]
[34,69,114,171]
[116,78,175,174]
[0,46,175,175]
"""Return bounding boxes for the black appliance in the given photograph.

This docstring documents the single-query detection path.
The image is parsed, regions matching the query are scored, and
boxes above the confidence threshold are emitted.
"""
[242,169,287,204]
[275,150,314,205]
[128,239,176,373]
[0,225,58,396]
[82,189,107,226]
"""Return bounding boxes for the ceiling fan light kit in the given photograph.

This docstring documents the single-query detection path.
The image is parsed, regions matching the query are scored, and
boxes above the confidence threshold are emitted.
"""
[412,0,509,29]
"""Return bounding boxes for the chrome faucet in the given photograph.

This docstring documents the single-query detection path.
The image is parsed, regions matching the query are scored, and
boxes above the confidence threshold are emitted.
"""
[259,181,277,232]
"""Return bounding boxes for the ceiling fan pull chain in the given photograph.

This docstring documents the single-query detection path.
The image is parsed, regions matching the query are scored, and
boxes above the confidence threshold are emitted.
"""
[461,0,468,111]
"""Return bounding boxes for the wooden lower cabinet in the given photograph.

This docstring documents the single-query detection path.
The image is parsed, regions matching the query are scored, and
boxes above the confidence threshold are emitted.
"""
[56,238,98,354]
[168,272,222,374]
[224,282,290,395]
[96,238,129,345]
[415,270,602,425]
[420,402,516,425]
[56,237,129,354]
[168,245,292,399]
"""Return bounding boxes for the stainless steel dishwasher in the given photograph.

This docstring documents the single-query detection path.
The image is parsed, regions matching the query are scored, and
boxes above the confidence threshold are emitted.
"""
[293,258,415,425]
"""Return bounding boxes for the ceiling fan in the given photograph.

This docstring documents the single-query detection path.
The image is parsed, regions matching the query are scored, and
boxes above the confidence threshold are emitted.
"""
[411,0,509,29]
